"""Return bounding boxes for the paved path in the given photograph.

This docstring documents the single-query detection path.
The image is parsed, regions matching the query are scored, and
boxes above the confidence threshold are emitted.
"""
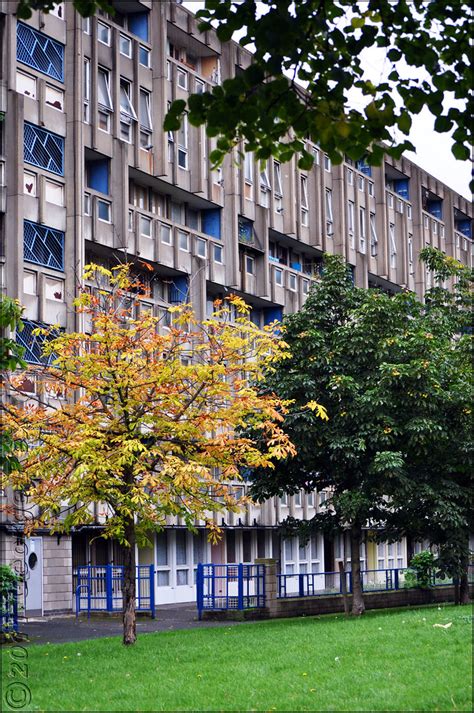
[20,604,242,645]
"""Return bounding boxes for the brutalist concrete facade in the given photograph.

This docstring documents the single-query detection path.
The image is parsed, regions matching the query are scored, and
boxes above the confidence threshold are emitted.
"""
[0,1,472,615]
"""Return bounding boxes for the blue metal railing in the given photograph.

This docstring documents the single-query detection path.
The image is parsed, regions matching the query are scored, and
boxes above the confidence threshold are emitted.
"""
[0,586,19,634]
[74,564,155,618]
[196,563,265,619]
[278,566,474,599]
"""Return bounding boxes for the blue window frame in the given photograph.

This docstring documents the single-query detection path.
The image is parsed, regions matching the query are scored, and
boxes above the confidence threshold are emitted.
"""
[24,220,64,271]
[17,320,58,365]
[17,23,64,82]
[24,123,64,176]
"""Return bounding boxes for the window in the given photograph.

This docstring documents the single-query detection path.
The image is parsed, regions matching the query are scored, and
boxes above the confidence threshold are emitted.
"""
[84,193,91,215]
[139,46,151,68]
[358,175,365,192]
[45,85,64,111]
[275,268,283,286]
[245,255,255,275]
[213,244,223,264]
[177,68,188,90]
[424,215,429,228]
[370,212,378,257]
[273,161,283,212]
[432,220,438,235]
[139,89,153,149]
[312,147,320,164]
[196,237,206,258]
[23,271,37,297]
[368,181,374,197]
[128,209,133,231]
[120,34,132,58]
[302,279,309,295]
[17,319,58,365]
[300,175,309,226]
[119,78,137,142]
[24,123,64,176]
[177,114,188,169]
[389,222,397,268]
[160,224,172,245]
[97,22,111,46]
[260,165,271,207]
[83,17,91,34]
[359,206,366,253]
[17,23,64,82]
[16,70,37,99]
[397,199,404,214]
[387,193,393,208]
[347,200,355,245]
[346,168,353,185]
[139,215,152,237]
[178,230,189,251]
[83,58,90,123]
[49,2,64,19]
[156,532,169,587]
[307,491,314,507]
[244,152,253,183]
[325,189,333,235]
[44,276,64,301]
[97,199,111,222]
[97,68,113,132]
[44,179,64,206]
[171,202,184,224]
[24,171,37,197]
[408,234,414,273]
[288,272,296,291]
[195,79,205,94]
[324,154,331,171]
[24,220,64,270]
[407,204,412,219]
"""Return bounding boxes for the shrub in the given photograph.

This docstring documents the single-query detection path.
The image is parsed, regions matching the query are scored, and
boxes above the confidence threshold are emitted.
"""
[0,564,19,595]
[404,550,436,589]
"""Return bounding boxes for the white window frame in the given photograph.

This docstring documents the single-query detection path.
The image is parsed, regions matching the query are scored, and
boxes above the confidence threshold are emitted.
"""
[44,178,64,206]
[389,222,397,268]
[45,84,64,112]
[119,78,137,143]
[244,151,253,183]
[178,230,189,252]
[300,174,309,226]
[325,189,333,236]
[347,200,355,247]
[177,68,188,90]
[83,58,91,123]
[98,67,113,133]
[370,212,378,257]
[139,89,153,149]
[196,237,207,258]
[120,34,132,58]
[84,192,91,216]
[408,234,414,273]
[213,244,223,264]
[139,46,151,68]
[302,279,309,295]
[358,175,365,192]
[177,114,188,169]
[16,70,37,99]
[44,275,64,302]
[273,161,283,212]
[359,206,366,253]
[346,168,353,185]
[139,215,152,238]
[24,170,37,197]
[324,154,331,172]
[368,181,374,197]
[275,268,283,286]
[288,272,297,291]
[245,255,255,275]
[97,21,111,46]
[160,223,172,245]
[195,78,205,94]
[97,198,111,223]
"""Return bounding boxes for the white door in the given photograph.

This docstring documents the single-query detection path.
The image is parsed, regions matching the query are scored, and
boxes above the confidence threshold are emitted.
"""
[25,537,43,616]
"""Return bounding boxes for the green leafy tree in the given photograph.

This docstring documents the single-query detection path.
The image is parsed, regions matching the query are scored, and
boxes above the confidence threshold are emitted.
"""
[249,253,472,614]
[164,0,472,183]
[15,0,112,20]
[0,296,26,475]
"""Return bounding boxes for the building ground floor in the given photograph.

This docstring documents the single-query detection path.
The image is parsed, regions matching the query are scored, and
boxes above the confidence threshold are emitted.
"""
[0,525,431,618]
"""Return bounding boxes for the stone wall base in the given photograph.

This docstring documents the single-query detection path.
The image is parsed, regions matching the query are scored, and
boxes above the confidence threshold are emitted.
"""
[202,585,472,622]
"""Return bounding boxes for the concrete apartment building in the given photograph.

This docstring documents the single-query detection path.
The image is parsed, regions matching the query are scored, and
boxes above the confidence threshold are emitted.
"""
[0,0,472,616]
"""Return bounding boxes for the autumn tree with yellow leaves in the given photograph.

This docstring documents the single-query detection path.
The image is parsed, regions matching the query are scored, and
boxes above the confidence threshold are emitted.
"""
[1,264,307,644]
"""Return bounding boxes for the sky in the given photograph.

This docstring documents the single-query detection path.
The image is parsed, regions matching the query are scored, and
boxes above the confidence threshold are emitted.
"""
[183,1,471,200]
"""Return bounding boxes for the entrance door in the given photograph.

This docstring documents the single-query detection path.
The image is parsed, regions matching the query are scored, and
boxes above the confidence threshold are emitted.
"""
[25,537,43,616]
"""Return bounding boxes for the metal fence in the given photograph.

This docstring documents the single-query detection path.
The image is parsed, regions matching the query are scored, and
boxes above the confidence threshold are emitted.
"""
[74,564,155,617]
[196,563,265,619]
[0,586,19,633]
[278,566,474,599]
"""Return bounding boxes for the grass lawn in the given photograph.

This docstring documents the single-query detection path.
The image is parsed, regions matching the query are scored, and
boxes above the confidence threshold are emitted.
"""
[1,604,472,712]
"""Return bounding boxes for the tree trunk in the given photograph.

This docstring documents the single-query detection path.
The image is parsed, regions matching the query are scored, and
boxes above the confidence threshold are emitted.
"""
[350,524,365,616]
[122,517,137,645]
[459,560,470,605]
